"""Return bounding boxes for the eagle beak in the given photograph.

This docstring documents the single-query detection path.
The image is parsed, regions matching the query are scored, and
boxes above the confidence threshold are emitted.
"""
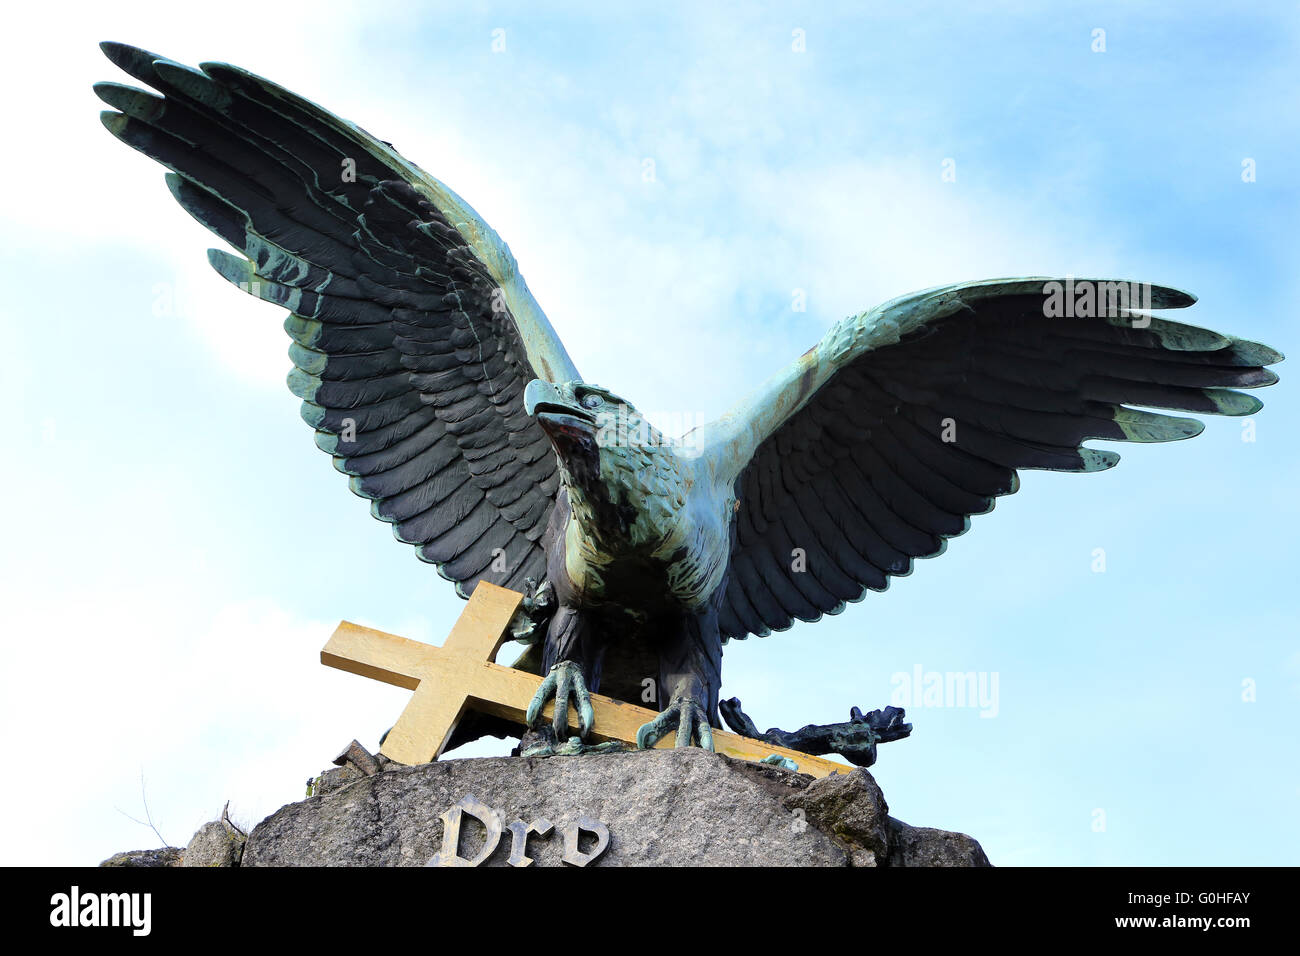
[524,379,557,417]
[525,379,597,446]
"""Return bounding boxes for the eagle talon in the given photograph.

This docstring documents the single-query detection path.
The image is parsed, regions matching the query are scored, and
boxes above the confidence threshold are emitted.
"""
[526,660,594,741]
[636,695,715,751]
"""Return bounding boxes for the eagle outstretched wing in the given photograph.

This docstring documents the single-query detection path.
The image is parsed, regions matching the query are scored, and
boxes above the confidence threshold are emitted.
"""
[96,43,581,597]
[703,279,1282,641]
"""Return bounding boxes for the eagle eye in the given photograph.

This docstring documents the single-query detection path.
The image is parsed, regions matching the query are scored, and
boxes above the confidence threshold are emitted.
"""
[580,392,604,410]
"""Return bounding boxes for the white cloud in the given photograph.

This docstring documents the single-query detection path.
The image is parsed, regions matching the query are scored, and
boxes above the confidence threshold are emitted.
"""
[0,588,416,864]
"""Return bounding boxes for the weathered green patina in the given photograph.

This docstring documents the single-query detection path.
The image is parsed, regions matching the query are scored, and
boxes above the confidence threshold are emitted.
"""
[97,42,1283,768]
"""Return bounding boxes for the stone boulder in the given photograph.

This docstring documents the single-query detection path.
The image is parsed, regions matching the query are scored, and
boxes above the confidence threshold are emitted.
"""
[182,815,247,867]
[241,748,990,867]
[99,847,183,867]
[887,817,992,867]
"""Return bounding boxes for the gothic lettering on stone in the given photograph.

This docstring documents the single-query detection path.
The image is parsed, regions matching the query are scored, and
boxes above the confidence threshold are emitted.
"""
[506,818,554,867]
[426,794,502,867]
[426,795,610,867]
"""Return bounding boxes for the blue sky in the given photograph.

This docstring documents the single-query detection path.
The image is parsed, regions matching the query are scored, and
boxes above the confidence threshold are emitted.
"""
[2,0,1296,865]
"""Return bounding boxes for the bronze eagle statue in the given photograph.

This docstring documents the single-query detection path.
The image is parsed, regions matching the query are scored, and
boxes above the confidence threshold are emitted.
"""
[96,42,1282,759]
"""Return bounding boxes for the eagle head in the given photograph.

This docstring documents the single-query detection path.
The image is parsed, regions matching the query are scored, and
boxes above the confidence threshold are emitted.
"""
[524,379,687,551]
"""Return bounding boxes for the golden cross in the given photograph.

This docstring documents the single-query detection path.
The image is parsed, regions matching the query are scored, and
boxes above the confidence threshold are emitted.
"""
[321,582,845,778]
